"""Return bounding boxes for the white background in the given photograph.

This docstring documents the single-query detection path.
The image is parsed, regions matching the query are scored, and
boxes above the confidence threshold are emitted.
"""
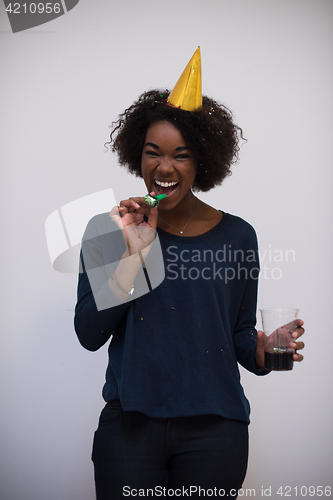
[1,1,332,499]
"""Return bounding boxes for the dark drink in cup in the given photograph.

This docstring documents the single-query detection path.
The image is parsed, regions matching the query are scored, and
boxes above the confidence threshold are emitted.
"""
[260,308,299,372]
[264,348,294,371]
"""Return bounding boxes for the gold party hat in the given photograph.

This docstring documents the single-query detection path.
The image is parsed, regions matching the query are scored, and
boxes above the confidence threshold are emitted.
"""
[167,47,202,111]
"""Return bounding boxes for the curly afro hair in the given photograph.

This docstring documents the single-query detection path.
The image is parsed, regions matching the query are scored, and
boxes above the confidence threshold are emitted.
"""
[107,89,244,192]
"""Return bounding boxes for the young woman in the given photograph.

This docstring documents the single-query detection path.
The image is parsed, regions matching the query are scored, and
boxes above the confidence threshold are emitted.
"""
[74,88,305,499]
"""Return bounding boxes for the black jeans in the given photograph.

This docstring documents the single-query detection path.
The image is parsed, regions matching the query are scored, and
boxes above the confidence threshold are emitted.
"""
[92,400,249,499]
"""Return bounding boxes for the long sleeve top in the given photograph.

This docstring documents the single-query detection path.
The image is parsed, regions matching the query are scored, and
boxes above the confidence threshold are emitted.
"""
[74,212,268,423]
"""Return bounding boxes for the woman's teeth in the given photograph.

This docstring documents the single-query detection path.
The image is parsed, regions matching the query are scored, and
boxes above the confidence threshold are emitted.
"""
[155,180,178,188]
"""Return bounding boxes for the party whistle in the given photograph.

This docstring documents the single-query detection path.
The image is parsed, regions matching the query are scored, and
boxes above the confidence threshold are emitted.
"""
[143,193,167,207]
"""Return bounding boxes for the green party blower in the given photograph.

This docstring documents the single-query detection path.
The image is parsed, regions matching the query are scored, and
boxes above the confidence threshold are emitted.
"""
[143,193,167,207]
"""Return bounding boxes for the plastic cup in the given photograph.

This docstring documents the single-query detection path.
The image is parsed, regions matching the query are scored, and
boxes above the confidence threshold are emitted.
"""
[260,308,299,371]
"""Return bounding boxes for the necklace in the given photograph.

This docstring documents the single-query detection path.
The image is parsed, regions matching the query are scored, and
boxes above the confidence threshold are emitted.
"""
[158,199,198,235]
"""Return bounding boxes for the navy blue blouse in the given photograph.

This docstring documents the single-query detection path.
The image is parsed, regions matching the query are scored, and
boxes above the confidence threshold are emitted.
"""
[74,212,268,423]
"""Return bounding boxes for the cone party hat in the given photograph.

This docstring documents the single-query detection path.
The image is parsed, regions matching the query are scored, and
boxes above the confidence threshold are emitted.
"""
[167,47,202,111]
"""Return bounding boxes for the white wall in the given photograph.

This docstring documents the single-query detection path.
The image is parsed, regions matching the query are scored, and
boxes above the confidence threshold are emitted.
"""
[1,0,332,499]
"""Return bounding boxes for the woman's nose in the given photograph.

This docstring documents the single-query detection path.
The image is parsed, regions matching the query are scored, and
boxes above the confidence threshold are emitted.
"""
[156,156,174,173]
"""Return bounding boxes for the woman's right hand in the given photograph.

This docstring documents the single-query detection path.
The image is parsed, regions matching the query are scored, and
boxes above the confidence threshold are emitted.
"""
[109,193,158,256]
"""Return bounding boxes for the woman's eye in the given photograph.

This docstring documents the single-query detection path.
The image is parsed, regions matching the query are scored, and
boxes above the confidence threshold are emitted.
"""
[176,154,190,160]
[146,151,159,157]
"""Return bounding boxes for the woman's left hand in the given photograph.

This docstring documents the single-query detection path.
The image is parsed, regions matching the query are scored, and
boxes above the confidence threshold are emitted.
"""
[255,320,305,368]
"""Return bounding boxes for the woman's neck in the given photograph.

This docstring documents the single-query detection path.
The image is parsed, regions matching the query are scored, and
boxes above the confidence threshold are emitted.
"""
[157,192,222,236]
[158,191,198,227]
[158,192,201,235]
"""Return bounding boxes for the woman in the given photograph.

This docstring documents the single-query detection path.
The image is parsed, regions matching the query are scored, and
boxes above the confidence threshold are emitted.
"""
[74,54,305,499]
